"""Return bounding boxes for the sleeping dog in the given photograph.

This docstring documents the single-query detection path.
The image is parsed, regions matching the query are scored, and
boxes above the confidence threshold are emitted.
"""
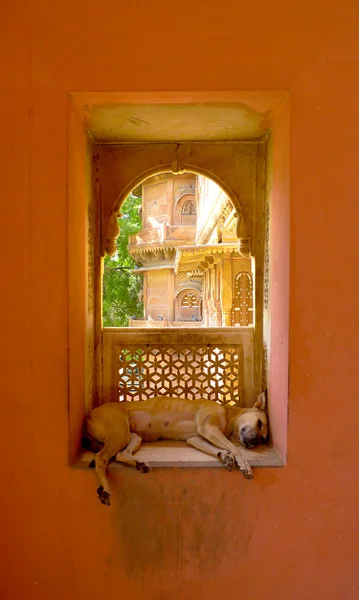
[85,393,268,505]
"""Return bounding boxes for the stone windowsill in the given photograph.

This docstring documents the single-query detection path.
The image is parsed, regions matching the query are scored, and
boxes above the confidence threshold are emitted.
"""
[75,440,284,469]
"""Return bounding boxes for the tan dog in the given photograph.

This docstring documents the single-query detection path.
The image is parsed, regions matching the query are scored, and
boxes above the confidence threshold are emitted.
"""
[85,393,268,505]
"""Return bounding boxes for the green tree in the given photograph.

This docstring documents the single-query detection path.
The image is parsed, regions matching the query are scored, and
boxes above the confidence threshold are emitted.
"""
[102,193,143,327]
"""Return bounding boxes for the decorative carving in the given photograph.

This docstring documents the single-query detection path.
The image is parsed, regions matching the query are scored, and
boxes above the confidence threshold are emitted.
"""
[116,343,244,405]
[262,342,268,391]
[198,197,233,244]
[238,237,251,257]
[264,201,270,310]
[87,338,94,406]
[231,272,253,326]
[181,292,199,307]
[87,201,95,314]
[104,211,120,257]
[235,210,251,257]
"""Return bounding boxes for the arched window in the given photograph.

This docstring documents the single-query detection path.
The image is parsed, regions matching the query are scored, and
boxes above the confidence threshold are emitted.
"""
[181,200,196,216]
[181,199,197,225]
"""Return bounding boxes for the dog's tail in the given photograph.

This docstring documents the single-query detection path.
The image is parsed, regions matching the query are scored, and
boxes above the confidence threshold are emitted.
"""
[83,407,104,454]
[83,434,104,469]
[83,433,104,454]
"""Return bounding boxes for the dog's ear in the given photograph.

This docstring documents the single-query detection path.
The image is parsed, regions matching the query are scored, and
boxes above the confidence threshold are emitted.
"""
[253,391,266,411]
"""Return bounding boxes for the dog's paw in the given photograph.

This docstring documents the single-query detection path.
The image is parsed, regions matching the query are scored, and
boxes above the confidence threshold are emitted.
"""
[136,460,151,474]
[217,450,236,471]
[241,467,254,480]
[234,456,253,480]
[97,485,111,506]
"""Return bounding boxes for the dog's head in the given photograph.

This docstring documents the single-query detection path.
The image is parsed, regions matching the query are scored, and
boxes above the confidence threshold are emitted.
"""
[234,392,269,448]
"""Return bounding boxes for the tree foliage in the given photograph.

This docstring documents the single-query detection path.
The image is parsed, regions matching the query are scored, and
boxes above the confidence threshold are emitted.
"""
[102,193,143,327]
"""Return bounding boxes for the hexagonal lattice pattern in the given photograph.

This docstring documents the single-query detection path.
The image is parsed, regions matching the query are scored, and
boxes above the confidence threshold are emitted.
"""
[117,344,243,405]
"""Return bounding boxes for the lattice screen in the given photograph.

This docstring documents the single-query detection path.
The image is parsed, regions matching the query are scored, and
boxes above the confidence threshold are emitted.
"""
[181,293,199,307]
[116,344,243,405]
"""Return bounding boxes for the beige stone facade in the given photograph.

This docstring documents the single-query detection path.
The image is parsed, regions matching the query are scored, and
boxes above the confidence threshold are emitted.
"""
[128,173,254,327]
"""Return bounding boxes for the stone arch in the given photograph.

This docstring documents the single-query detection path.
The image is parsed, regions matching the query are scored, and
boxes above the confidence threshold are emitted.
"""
[171,192,197,226]
[181,196,197,225]
[104,159,248,257]
[174,185,196,204]
[174,281,202,298]
[112,163,243,217]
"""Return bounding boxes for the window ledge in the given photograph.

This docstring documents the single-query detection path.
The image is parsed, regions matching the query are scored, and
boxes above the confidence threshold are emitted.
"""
[75,441,284,469]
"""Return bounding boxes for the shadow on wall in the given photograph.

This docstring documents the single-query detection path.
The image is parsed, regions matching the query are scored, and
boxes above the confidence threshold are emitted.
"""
[110,468,255,583]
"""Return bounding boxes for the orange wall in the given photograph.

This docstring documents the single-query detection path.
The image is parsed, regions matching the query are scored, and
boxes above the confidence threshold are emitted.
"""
[1,2,359,599]
[269,100,290,459]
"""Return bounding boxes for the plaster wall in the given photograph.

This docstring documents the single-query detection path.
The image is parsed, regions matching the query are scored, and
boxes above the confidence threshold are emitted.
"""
[1,2,359,599]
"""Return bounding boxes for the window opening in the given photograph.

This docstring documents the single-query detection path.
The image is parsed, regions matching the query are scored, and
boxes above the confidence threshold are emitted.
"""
[68,94,289,471]
[181,292,199,307]
[181,199,197,225]
[103,172,255,330]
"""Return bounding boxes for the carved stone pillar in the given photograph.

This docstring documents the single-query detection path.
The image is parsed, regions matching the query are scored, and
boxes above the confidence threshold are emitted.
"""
[215,301,222,326]
[168,269,175,321]
[203,305,209,326]
[167,177,174,225]
[220,257,233,327]
[207,305,214,326]
[203,270,209,326]
[221,311,231,327]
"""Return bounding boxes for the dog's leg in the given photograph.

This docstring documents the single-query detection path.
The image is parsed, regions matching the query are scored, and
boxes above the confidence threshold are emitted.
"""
[186,436,236,471]
[115,433,151,473]
[197,423,253,479]
[92,436,132,506]
[86,403,132,505]
[93,447,115,506]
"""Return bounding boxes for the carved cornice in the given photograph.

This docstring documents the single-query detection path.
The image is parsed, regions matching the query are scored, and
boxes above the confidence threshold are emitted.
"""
[182,269,204,278]
[197,196,233,244]
[128,241,193,256]
[175,242,240,274]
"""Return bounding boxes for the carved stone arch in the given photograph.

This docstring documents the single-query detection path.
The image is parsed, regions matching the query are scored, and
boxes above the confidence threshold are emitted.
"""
[112,167,242,217]
[174,185,196,204]
[99,143,251,256]
[176,193,196,210]
[103,165,172,256]
[170,191,197,226]
[174,281,202,299]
